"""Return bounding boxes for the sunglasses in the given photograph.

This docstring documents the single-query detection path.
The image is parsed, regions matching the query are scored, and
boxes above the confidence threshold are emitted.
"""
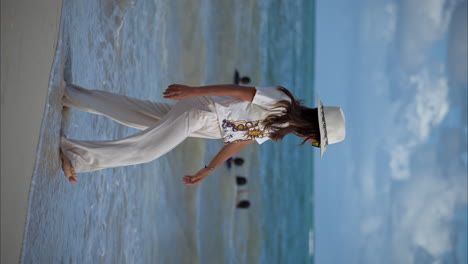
[311,141,321,148]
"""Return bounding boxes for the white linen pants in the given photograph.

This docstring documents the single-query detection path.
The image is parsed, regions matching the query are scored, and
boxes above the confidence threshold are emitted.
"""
[60,84,222,172]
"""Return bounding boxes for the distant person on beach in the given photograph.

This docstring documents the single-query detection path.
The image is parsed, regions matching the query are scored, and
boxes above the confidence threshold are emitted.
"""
[226,157,245,169]
[236,190,250,209]
[60,83,346,184]
[236,176,247,186]
[236,200,250,209]
[234,69,251,85]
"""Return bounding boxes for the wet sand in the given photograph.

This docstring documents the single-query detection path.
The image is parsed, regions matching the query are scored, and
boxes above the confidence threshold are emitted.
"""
[1,0,63,262]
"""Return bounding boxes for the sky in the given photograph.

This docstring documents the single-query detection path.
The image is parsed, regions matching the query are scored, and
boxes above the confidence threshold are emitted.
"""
[314,0,467,263]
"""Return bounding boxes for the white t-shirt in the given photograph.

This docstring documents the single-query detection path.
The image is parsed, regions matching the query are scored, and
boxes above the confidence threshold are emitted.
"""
[212,86,291,144]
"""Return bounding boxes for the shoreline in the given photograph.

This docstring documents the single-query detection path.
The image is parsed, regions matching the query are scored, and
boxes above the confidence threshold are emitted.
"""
[0,0,63,263]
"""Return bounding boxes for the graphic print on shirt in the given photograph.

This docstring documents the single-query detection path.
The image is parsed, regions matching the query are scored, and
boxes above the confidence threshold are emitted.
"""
[222,119,268,143]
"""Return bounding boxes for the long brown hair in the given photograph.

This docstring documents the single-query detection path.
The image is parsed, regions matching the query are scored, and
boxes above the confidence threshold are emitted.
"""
[262,87,320,145]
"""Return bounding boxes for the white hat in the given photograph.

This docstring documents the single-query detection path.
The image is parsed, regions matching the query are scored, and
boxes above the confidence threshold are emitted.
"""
[317,96,346,158]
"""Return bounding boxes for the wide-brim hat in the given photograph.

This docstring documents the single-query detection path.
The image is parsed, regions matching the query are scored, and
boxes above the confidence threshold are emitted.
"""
[317,96,346,158]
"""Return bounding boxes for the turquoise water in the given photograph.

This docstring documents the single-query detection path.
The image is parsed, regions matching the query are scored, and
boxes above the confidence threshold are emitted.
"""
[257,139,315,263]
[257,1,315,263]
[21,0,315,263]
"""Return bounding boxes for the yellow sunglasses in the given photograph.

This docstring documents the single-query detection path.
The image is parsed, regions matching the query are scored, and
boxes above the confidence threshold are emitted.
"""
[311,141,321,148]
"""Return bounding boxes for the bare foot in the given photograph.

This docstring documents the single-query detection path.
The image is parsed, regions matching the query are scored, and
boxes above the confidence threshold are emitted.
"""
[60,150,77,183]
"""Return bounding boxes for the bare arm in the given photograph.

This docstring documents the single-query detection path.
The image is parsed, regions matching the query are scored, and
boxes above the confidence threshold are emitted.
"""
[163,84,256,102]
[183,140,255,185]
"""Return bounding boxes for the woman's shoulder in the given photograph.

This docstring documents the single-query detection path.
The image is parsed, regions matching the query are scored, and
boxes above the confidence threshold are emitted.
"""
[255,85,285,90]
[253,86,291,105]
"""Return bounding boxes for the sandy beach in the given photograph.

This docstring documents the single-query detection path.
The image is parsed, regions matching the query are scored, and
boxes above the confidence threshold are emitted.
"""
[1,0,315,262]
[1,0,62,262]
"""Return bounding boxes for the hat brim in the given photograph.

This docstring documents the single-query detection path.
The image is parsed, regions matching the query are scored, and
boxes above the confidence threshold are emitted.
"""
[317,96,328,158]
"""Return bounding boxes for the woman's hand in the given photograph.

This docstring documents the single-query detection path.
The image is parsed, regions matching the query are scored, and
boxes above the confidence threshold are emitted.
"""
[163,84,197,100]
[182,167,213,185]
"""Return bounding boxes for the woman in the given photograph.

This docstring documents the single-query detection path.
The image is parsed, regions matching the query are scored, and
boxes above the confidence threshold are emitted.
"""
[60,83,346,185]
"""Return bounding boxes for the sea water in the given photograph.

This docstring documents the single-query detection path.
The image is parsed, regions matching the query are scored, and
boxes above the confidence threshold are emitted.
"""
[21,0,315,263]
